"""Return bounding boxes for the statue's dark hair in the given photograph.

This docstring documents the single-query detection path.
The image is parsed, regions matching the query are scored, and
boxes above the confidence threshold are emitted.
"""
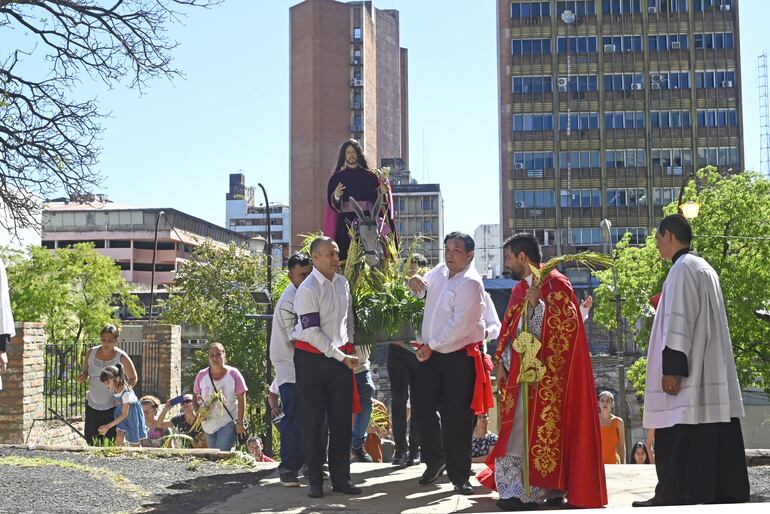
[335,139,370,171]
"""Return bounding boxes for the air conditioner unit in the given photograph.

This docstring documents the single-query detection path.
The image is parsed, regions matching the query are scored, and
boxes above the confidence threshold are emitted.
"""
[352,79,364,87]
[651,82,661,90]
[559,85,568,92]
[648,6,657,14]
[651,73,662,82]
[604,44,616,53]
[720,4,731,11]
[514,163,525,170]
[515,201,526,208]
[721,80,733,87]
[631,83,643,90]
[558,77,568,87]
[671,41,681,50]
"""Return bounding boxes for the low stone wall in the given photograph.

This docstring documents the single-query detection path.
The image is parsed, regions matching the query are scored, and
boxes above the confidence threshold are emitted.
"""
[26,418,87,447]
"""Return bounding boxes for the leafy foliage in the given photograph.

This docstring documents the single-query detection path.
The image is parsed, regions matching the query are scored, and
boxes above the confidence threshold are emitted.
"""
[160,243,270,433]
[5,243,141,344]
[593,168,770,393]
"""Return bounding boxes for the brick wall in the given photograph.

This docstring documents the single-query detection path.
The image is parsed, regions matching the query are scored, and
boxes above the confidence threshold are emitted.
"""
[142,324,182,401]
[0,323,46,444]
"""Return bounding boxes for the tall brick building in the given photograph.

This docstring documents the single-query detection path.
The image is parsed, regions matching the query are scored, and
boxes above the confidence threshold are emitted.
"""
[290,0,409,250]
[498,0,743,275]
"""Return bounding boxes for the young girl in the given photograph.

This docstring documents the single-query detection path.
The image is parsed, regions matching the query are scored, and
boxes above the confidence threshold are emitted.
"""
[98,364,148,446]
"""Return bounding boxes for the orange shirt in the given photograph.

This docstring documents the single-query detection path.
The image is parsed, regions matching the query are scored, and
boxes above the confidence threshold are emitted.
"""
[600,417,621,464]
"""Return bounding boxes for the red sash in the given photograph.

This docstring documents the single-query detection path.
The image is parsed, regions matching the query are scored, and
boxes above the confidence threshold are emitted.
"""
[466,342,495,415]
[295,340,362,413]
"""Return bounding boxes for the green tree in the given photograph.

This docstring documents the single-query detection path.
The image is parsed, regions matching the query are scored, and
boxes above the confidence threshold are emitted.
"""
[6,243,141,344]
[161,243,270,432]
[593,168,770,394]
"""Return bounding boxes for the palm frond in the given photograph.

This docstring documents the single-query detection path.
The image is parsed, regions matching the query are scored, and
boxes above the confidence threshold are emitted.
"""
[532,251,614,283]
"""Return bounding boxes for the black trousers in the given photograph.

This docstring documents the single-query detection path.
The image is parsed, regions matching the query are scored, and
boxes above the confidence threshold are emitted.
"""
[295,350,353,487]
[84,404,117,445]
[654,417,750,504]
[387,344,420,455]
[414,348,476,485]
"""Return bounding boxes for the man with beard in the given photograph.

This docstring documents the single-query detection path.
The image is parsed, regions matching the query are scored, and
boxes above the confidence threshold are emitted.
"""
[323,139,394,260]
[477,233,606,510]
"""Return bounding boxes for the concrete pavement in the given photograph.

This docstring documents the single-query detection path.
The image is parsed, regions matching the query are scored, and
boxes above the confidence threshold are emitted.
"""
[196,462,762,513]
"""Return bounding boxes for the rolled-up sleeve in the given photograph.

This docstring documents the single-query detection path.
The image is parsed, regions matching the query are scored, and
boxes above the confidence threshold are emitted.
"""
[294,286,346,362]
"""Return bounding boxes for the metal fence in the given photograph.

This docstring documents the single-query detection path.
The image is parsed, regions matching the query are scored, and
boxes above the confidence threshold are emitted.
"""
[44,340,162,421]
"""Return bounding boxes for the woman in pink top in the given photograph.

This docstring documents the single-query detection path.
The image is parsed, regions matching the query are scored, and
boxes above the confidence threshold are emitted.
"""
[193,343,248,451]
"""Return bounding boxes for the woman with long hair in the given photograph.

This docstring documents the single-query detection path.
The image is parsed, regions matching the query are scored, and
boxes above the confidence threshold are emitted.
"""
[76,324,138,445]
[598,390,626,464]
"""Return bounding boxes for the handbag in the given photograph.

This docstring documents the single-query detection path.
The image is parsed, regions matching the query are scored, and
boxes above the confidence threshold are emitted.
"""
[208,368,249,447]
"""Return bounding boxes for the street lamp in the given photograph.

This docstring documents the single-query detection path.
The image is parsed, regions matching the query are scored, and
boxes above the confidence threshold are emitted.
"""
[256,184,275,456]
[677,170,702,219]
[599,219,627,431]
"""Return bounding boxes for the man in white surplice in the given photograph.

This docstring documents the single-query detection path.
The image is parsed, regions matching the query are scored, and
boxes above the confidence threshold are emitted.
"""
[633,214,749,507]
[0,258,16,386]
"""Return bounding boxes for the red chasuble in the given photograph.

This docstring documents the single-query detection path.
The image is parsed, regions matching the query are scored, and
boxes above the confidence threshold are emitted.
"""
[476,269,607,509]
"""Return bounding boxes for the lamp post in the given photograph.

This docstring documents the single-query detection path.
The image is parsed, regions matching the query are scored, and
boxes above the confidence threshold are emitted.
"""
[600,219,627,427]
[148,210,165,324]
[257,183,274,456]
[677,170,702,220]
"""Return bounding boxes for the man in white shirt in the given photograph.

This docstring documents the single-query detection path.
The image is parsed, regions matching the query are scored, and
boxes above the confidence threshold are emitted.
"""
[634,214,749,507]
[293,236,361,498]
[0,258,15,381]
[409,232,489,495]
[270,252,313,487]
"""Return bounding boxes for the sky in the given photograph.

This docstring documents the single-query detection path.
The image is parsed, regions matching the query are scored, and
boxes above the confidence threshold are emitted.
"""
[3,0,768,239]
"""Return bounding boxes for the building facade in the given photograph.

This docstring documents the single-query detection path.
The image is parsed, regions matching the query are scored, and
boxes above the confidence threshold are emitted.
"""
[225,173,290,262]
[498,0,743,269]
[42,200,250,286]
[473,224,502,278]
[290,0,409,250]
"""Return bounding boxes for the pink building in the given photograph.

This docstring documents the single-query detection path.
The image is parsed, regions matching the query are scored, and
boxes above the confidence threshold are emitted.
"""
[42,199,250,286]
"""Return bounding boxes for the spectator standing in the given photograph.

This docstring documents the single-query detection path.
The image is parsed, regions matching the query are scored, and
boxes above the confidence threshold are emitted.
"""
[599,391,626,464]
[269,252,313,487]
[193,343,248,451]
[77,325,138,445]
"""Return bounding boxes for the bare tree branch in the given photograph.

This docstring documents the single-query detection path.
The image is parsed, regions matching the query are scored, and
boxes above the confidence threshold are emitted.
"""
[0,0,219,238]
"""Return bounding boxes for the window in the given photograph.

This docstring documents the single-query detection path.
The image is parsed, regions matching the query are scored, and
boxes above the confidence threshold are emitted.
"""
[695,70,736,89]
[607,226,648,244]
[606,149,646,168]
[514,152,555,175]
[603,35,642,52]
[697,109,738,127]
[512,38,552,56]
[513,113,553,132]
[556,74,598,92]
[603,73,644,91]
[557,1,596,15]
[512,75,553,93]
[514,190,556,208]
[603,0,642,14]
[422,197,434,211]
[607,189,648,207]
[604,111,645,129]
[697,146,739,166]
[648,34,688,51]
[653,187,680,206]
[694,32,735,50]
[512,1,552,17]
[559,151,601,169]
[650,71,690,90]
[559,188,601,207]
[558,112,599,130]
[353,27,362,40]
[569,228,603,245]
[694,0,732,12]
[651,110,691,128]
[557,36,597,54]
[422,221,433,233]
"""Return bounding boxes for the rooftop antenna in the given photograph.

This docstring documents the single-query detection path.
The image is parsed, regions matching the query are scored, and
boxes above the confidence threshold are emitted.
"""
[759,51,770,177]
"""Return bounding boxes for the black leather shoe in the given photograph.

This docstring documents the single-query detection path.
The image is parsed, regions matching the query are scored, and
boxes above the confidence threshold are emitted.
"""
[332,482,362,495]
[453,481,474,495]
[392,451,409,467]
[350,447,373,463]
[496,497,538,511]
[418,463,446,485]
[632,497,659,507]
[308,485,324,498]
[408,450,421,466]
[545,496,566,507]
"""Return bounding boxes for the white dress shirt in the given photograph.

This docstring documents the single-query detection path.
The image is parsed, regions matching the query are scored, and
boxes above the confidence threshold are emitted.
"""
[418,263,485,354]
[292,267,355,362]
[483,292,502,340]
[270,283,298,387]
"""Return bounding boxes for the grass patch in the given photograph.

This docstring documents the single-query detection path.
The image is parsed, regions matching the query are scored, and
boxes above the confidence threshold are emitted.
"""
[0,456,149,498]
[186,458,202,472]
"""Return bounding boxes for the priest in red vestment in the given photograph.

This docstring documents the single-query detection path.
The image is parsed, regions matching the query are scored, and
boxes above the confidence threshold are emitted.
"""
[476,233,607,511]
